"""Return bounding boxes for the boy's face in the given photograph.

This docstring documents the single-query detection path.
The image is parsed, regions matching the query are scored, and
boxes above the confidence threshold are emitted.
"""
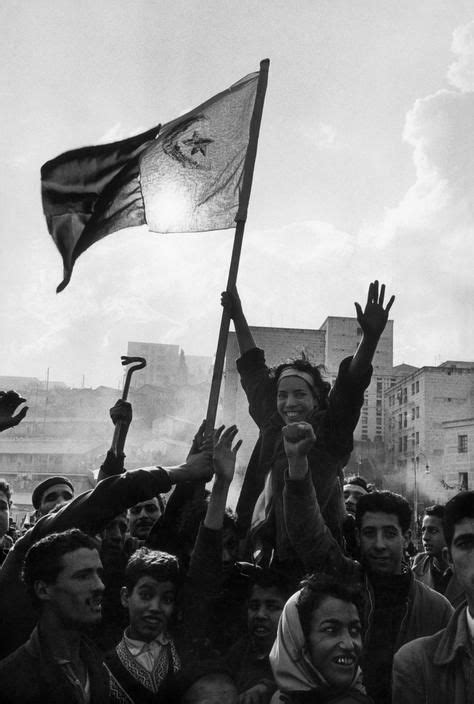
[121,576,175,642]
[421,515,446,558]
[247,585,286,648]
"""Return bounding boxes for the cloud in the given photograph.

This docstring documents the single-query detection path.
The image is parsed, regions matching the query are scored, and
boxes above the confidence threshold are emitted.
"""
[301,123,340,150]
[447,20,474,91]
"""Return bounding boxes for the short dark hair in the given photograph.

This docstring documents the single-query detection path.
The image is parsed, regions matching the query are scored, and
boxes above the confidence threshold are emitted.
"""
[355,490,412,533]
[344,476,369,492]
[0,479,12,504]
[296,573,365,643]
[171,659,235,702]
[443,491,474,549]
[246,567,296,602]
[272,359,331,409]
[124,547,181,592]
[22,529,99,608]
[424,504,445,520]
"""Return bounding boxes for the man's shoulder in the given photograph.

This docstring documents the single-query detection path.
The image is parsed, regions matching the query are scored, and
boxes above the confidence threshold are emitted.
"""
[395,628,442,666]
[412,573,451,605]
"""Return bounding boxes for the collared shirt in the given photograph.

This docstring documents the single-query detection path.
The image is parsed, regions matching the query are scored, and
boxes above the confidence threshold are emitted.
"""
[466,606,474,639]
[123,629,171,673]
[54,657,91,704]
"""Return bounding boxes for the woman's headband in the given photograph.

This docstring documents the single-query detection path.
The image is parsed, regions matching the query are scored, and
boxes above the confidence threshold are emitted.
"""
[277,367,315,391]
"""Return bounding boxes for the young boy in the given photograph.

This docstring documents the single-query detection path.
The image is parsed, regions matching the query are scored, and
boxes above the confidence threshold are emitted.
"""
[105,547,181,703]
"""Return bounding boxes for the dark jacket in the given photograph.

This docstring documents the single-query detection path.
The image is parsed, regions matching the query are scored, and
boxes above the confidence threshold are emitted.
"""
[412,551,466,608]
[392,604,473,704]
[0,467,173,659]
[236,348,371,555]
[0,625,110,704]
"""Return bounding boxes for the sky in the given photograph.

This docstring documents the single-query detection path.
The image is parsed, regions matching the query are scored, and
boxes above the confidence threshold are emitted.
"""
[2,0,474,389]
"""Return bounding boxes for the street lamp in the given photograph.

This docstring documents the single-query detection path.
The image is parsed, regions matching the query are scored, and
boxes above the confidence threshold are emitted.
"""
[411,445,430,541]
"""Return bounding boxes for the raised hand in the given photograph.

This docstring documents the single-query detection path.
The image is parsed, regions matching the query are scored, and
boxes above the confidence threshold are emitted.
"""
[354,280,395,341]
[109,399,132,426]
[221,288,243,321]
[282,422,316,459]
[0,390,28,432]
[213,424,242,484]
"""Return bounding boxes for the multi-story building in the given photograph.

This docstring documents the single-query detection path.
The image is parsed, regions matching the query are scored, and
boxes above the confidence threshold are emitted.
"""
[127,342,184,388]
[385,361,474,508]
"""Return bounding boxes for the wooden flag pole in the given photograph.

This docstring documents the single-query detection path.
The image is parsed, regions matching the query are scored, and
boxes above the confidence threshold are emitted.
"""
[205,59,269,434]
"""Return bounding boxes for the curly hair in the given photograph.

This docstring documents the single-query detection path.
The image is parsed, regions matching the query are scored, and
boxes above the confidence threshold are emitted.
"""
[124,547,181,592]
[22,529,99,609]
[272,358,331,409]
[355,490,412,533]
[296,572,365,643]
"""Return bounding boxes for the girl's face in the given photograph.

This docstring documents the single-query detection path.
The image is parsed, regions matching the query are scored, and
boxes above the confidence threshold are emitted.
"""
[276,376,316,424]
[308,596,362,691]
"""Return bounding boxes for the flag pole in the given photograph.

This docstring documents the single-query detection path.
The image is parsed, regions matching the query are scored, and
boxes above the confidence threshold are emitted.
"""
[205,59,269,434]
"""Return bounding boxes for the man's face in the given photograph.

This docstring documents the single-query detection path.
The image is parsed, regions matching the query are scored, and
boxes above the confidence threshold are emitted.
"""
[449,517,474,609]
[128,498,161,540]
[358,511,408,575]
[247,584,285,649]
[41,547,104,627]
[343,485,367,517]
[422,515,446,558]
[276,376,316,424]
[121,576,176,643]
[308,596,362,691]
[101,514,128,552]
[0,490,10,539]
[183,674,238,704]
[38,483,74,516]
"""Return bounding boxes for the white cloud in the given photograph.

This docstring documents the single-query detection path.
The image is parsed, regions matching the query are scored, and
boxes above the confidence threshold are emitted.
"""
[301,123,340,150]
[447,20,474,91]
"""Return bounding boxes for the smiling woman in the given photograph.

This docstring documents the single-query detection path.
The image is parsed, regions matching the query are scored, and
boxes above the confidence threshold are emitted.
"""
[269,574,370,704]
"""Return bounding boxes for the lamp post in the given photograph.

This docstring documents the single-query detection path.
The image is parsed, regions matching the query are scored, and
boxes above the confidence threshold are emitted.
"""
[412,444,429,543]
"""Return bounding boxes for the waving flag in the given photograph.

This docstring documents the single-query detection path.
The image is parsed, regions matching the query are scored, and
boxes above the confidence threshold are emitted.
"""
[41,65,265,292]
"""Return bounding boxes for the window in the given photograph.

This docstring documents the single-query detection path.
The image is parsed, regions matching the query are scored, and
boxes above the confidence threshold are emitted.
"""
[415,381,419,393]
[377,381,383,394]
[403,388,407,403]
[415,431,419,445]
[459,472,469,490]
[458,435,468,453]
[411,408,415,420]
[411,383,415,395]
[416,406,420,418]
[403,411,407,428]
[398,414,402,430]
[403,436,408,452]
[398,437,403,452]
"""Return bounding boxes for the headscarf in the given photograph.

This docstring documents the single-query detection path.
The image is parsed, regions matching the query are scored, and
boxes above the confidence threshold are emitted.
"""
[269,591,366,697]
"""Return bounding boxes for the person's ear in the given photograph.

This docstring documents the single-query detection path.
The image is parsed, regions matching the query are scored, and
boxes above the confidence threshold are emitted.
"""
[34,580,52,603]
[120,586,129,609]
[402,529,411,549]
[442,546,453,570]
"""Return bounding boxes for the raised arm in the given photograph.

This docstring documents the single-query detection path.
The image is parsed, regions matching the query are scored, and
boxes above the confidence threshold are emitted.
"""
[221,287,256,355]
[0,390,28,432]
[349,280,395,380]
[97,398,133,481]
[282,422,355,575]
[203,425,241,530]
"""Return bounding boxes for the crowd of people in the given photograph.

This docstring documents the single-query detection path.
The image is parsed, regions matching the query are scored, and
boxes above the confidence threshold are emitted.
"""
[0,281,472,704]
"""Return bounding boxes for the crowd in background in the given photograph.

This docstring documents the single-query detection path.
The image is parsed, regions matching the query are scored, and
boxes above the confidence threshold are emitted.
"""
[0,282,472,704]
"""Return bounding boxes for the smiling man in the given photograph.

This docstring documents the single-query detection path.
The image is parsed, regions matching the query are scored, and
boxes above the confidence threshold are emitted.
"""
[393,490,474,703]
[0,529,109,704]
